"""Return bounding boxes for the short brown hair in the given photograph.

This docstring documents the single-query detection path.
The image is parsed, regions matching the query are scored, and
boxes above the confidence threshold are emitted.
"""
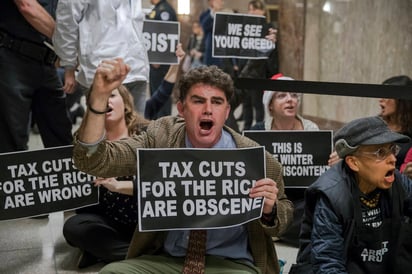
[178,65,234,102]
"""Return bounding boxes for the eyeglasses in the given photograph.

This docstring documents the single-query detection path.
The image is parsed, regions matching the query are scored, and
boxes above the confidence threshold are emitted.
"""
[355,144,400,161]
[274,92,299,101]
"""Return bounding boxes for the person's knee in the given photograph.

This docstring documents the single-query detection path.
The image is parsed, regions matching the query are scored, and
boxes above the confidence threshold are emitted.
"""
[62,215,90,245]
[99,261,133,274]
[99,262,119,274]
[62,218,77,244]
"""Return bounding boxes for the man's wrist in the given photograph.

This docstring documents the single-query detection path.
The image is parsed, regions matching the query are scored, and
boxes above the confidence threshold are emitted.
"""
[87,87,110,114]
[261,204,277,226]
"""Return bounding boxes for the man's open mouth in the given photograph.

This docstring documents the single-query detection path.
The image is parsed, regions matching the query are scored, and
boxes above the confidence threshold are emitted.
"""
[200,121,213,130]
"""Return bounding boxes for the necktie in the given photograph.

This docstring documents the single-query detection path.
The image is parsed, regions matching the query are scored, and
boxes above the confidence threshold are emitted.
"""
[182,230,207,274]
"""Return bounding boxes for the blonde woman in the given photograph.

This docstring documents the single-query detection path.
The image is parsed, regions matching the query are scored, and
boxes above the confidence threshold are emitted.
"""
[251,74,319,131]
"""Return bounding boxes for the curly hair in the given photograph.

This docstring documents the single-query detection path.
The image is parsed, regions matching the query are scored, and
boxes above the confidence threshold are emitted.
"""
[116,85,149,135]
[382,75,412,136]
[177,65,234,102]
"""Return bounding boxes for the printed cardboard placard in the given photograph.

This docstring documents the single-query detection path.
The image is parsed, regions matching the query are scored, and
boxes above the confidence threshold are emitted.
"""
[0,146,98,221]
[244,130,333,187]
[143,20,180,64]
[213,12,276,59]
[137,147,266,231]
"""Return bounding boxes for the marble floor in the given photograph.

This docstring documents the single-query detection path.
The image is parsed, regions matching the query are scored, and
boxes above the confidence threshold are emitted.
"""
[0,109,298,274]
[0,210,298,274]
[0,212,105,274]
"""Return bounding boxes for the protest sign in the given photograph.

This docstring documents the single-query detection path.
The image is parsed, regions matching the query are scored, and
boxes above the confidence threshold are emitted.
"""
[143,20,180,64]
[137,147,266,231]
[244,131,332,187]
[213,12,276,59]
[0,146,98,221]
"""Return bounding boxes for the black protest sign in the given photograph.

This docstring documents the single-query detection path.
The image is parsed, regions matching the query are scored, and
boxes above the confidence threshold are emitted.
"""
[143,20,179,64]
[213,12,275,59]
[0,146,98,221]
[137,147,265,231]
[244,131,332,187]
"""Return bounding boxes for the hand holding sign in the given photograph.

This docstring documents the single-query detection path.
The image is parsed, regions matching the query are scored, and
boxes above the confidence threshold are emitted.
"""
[249,177,278,214]
[265,28,277,43]
[94,177,133,196]
[176,43,186,62]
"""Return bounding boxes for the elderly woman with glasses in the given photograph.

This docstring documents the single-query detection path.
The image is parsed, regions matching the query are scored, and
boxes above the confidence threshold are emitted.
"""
[290,116,412,274]
[249,73,319,248]
[250,74,319,131]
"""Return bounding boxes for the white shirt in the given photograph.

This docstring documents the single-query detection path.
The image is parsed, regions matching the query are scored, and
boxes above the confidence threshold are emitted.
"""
[53,0,149,88]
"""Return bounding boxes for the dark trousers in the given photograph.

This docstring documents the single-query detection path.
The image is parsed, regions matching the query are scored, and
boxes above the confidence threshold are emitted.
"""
[63,212,135,262]
[0,48,72,153]
[149,64,171,118]
[243,89,264,131]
